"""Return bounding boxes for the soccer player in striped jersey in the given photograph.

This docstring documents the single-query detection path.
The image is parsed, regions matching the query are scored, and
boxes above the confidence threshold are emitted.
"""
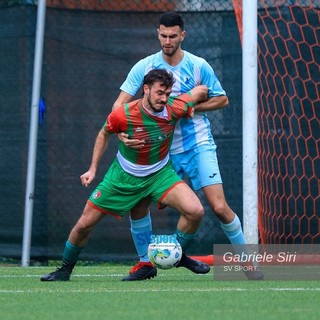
[114,12,263,281]
[40,69,210,282]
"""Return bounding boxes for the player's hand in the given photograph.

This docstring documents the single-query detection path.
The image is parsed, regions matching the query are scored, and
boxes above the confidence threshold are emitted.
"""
[117,132,144,149]
[80,170,95,187]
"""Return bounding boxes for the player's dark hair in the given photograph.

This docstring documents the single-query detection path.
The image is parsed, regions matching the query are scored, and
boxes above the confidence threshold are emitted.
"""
[159,11,184,30]
[143,69,175,92]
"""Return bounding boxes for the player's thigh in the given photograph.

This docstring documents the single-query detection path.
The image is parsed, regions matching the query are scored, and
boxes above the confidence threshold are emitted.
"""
[76,203,106,230]
[148,161,200,217]
[162,182,203,217]
[202,183,226,207]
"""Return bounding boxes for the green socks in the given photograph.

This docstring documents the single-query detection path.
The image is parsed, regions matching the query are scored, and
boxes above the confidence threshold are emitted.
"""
[62,240,83,265]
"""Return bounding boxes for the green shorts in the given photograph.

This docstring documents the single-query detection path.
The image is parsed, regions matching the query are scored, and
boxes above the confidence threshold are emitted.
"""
[88,158,183,218]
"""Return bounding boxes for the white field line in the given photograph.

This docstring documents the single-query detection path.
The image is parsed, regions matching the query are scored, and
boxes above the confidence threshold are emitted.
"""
[1,288,320,294]
[1,273,319,293]
[0,274,122,278]
[0,273,212,278]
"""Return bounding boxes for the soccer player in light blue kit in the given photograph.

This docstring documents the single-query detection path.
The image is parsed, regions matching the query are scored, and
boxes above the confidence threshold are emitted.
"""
[113,12,263,281]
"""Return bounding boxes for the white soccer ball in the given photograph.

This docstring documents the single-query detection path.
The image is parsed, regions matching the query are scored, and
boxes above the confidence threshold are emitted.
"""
[148,234,182,269]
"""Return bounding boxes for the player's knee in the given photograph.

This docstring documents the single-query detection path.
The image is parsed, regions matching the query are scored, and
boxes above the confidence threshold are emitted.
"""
[212,202,233,220]
[74,221,92,234]
[213,204,227,215]
[74,214,96,234]
[189,203,204,222]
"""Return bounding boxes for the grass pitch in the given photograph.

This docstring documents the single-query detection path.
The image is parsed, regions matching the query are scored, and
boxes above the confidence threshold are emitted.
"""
[1,264,319,320]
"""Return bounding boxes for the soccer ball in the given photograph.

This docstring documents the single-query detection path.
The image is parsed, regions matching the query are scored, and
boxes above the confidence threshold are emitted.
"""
[148,234,182,269]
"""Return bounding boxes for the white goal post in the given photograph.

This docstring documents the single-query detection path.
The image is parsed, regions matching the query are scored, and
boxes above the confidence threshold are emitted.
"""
[242,0,258,244]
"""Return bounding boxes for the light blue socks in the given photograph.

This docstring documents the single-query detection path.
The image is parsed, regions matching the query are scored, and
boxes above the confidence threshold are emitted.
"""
[220,214,247,244]
[130,212,152,262]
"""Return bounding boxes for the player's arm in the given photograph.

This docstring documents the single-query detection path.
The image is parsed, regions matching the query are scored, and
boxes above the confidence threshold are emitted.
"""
[190,85,208,104]
[113,57,146,111]
[80,128,111,187]
[188,85,209,116]
[194,60,229,112]
[194,95,229,112]
[112,91,134,111]
[112,59,148,148]
[173,85,208,118]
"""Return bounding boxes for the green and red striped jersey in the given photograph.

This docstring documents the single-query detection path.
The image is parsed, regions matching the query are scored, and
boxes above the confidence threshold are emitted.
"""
[104,92,194,166]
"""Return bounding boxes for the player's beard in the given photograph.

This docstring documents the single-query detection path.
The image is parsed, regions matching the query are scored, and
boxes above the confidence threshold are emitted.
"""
[148,96,165,113]
[162,42,181,57]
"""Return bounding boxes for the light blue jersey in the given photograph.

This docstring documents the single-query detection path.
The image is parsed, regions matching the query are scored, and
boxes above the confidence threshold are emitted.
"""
[120,50,226,154]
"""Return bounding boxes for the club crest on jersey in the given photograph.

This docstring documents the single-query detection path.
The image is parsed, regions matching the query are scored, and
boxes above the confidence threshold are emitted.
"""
[92,190,101,199]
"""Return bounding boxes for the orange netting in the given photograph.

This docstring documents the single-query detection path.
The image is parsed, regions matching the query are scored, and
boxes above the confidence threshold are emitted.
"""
[232,0,243,44]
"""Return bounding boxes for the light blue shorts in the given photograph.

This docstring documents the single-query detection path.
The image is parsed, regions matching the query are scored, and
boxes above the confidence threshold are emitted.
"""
[170,144,222,191]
